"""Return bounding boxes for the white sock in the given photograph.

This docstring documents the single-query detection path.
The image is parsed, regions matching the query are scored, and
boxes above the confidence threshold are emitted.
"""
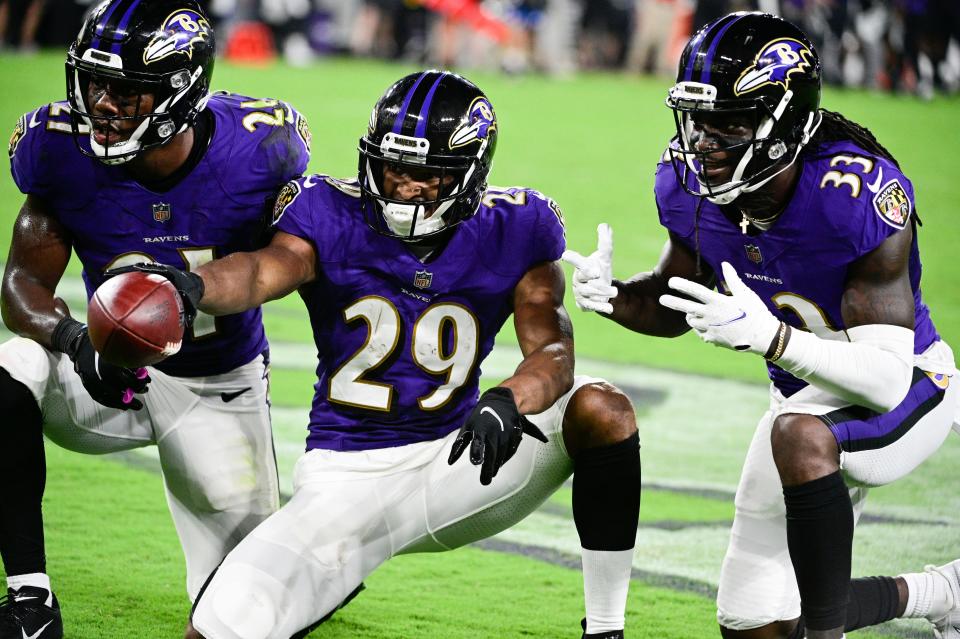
[7,572,53,606]
[581,547,633,634]
[900,569,954,620]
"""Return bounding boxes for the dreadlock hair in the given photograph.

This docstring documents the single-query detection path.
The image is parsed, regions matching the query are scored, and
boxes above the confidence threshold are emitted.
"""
[804,109,901,169]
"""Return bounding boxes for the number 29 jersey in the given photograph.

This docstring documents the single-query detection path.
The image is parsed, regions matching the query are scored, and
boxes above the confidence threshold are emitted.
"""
[656,139,939,396]
[8,92,311,376]
[273,176,566,451]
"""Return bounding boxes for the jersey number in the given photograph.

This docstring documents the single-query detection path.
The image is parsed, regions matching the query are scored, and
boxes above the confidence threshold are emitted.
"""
[819,154,875,198]
[329,297,479,411]
[102,249,217,339]
[239,99,292,133]
[772,292,845,341]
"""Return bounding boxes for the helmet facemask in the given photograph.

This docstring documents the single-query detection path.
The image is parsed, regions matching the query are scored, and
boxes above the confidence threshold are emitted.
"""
[66,49,206,165]
[358,131,486,240]
[667,81,821,205]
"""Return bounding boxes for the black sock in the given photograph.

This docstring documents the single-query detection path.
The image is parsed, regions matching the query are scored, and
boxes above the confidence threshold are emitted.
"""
[788,575,900,636]
[783,470,853,631]
[845,576,901,630]
[0,368,47,577]
[572,432,640,551]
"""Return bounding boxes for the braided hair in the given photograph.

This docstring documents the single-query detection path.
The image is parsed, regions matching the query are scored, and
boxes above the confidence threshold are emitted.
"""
[805,109,901,169]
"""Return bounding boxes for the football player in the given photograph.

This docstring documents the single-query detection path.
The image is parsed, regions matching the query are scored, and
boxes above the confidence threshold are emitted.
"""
[129,70,642,639]
[563,11,959,639]
[0,1,310,637]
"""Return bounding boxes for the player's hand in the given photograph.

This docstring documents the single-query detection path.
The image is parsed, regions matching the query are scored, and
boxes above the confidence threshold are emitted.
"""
[57,320,151,410]
[448,387,548,486]
[561,223,617,314]
[106,262,204,327]
[659,261,782,356]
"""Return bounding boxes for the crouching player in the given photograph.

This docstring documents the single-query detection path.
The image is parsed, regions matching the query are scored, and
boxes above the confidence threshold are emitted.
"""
[126,71,642,639]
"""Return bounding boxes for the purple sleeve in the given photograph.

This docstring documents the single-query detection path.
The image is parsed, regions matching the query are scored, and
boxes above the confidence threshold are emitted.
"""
[530,193,566,264]
[251,100,311,186]
[8,106,52,198]
[272,178,313,242]
[655,157,696,247]
[856,160,915,256]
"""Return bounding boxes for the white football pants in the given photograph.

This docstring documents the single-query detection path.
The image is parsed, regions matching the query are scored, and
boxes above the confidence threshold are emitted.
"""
[717,340,958,629]
[0,336,280,600]
[192,375,604,639]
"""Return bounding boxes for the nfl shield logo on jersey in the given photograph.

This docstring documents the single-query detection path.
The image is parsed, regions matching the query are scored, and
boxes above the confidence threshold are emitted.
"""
[413,270,433,289]
[152,202,172,222]
[744,244,763,264]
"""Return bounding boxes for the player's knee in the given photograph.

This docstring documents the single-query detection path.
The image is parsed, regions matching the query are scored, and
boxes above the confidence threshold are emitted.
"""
[193,564,280,639]
[770,413,839,483]
[0,337,51,403]
[563,382,637,456]
[184,621,205,639]
[719,621,796,639]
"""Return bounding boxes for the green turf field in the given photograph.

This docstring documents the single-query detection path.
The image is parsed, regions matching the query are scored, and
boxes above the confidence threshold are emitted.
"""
[0,52,958,638]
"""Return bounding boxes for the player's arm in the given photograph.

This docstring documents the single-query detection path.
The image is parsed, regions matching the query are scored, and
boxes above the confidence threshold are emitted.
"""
[563,225,713,336]
[3,195,149,409]
[447,260,571,485]
[1,194,72,347]
[195,231,317,315]
[499,261,575,414]
[659,228,915,413]
[774,226,915,410]
[609,233,713,336]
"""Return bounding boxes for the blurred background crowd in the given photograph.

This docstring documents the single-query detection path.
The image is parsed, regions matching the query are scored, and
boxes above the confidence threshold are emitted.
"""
[2,0,958,98]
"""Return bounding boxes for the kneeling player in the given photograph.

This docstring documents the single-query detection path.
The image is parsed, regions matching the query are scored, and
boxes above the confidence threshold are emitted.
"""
[0,2,309,636]
[564,12,959,639]
[133,71,642,639]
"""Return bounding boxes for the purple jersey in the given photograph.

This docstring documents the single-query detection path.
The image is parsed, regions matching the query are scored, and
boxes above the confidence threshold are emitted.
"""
[273,176,566,451]
[8,92,311,376]
[656,139,939,396]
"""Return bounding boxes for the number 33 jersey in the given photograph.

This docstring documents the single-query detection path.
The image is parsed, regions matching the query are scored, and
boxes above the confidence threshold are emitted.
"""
[656,139,939,396]
[273,177,566,451]
[8,92,311,376]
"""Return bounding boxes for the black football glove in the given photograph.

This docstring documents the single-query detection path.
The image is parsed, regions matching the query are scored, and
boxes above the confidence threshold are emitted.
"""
[447,387,548,485]
[51,317,151,411]
[106,262,204,328]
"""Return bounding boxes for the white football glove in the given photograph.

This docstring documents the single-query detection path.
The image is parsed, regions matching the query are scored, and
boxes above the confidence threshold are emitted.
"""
[659,261,781,356]
[561,223,617,315]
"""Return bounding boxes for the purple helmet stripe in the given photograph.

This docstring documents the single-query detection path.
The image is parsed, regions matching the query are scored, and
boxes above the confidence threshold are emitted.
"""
[683,13,739,82]
[91,0,126,48]
[682,24,712,81]
[392,72,428,134]
[414,72,447,138]
[110,0,143,54]
[701,13,748,85]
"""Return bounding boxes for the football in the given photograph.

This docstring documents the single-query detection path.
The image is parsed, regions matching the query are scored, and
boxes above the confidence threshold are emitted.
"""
[87,271,185,368]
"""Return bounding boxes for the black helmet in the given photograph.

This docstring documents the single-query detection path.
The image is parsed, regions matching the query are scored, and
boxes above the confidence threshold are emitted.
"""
[66,0,215,165]
[358,70,498,240]
[665,12,821,204]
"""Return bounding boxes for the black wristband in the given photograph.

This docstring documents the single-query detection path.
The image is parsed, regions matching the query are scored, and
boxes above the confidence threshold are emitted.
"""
[764,323,793,362]
[184,270,205,308]
[50,316,86,358]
